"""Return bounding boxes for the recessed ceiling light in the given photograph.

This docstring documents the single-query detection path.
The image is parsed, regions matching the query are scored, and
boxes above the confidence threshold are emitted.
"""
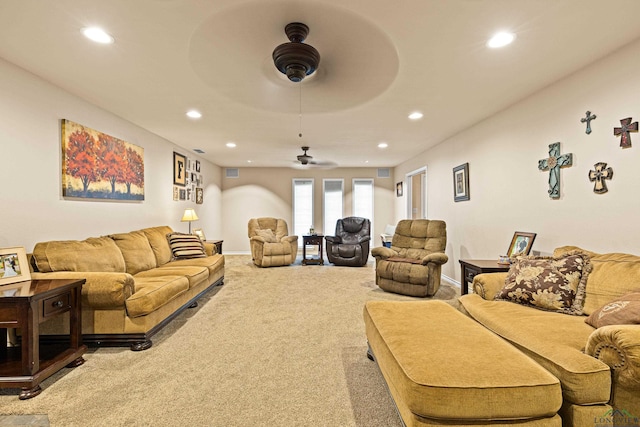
[487,31,515,48]
[247,160,252,163]
[186,110,202,119]
[378,142,388,148]
[408,112,423,120]
[226,142,236,148]
[82,27,114,44]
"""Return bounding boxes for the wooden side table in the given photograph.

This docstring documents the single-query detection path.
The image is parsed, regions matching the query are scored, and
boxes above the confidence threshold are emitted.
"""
[302,235,324,265]
[459,259,510,295]
[0,278,87,399]
[207,240,223,255]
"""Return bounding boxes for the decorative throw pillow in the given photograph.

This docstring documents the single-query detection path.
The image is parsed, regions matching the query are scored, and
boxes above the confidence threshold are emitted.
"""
[585,291,640,328]
[167,233,206,259]
[494,251,592,315]
[256,229,278,243]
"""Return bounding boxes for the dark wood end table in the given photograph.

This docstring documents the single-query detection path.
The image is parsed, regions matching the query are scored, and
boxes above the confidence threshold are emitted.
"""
[302,235,324,265]
[0,278,87,399]
[459,259,510,295]
[206,240,223,255]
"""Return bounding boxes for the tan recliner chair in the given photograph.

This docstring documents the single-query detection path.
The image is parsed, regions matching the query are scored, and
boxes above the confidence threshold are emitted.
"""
[371,219,448,297]
[248,217,298,267]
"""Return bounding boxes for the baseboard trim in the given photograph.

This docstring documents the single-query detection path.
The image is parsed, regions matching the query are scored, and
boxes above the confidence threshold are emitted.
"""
[441,274,460,288]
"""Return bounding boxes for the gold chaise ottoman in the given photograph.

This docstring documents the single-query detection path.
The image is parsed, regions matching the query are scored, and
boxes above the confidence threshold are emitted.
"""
[364,300,563,426]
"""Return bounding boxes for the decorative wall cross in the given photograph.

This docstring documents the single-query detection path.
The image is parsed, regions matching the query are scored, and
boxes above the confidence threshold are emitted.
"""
[538,142,573,199]
[588,162,613,194]
[580,111,596,134]
[614,117,638,148]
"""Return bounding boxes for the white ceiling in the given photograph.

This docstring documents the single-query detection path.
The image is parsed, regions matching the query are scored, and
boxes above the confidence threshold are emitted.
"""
[2,0,640,168]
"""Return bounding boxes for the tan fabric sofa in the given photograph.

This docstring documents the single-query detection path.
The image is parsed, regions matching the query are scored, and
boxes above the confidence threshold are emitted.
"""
[460,246,640,424]
[28,226,224,350]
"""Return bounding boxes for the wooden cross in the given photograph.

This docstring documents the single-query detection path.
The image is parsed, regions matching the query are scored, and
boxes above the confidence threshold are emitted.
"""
[538,142,573,199]
[588,162,613,194]
[580,111,596,134]
[614,117,638,148]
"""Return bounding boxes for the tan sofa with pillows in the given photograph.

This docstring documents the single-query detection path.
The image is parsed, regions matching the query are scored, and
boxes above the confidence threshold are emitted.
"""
[460,247,640,425]
[29,226,224,351]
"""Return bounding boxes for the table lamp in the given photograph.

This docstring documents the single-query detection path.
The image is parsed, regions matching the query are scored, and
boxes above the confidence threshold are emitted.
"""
[181,208,199,234]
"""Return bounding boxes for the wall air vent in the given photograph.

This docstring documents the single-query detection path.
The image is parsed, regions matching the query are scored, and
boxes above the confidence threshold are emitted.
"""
[225,168,239,178]
[193,148,205,154]
[377,168,390,178]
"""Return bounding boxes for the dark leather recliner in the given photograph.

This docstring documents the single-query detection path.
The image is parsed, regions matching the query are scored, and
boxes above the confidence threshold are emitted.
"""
[325,217,371,267]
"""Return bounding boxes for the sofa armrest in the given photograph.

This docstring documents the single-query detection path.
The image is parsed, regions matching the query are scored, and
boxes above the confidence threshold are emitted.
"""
[472,272,508,300]
[31,271,134,309]
[585,324,640,390]
[203,242,217,256]
[371,246,397,259]
[421,252,448,265]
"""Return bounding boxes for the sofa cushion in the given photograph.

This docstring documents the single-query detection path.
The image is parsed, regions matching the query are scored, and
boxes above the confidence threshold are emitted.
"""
[167,233,206,259]
[255,229,278,243]
[495,251,591,315]
[460,293,612,405]
[376,259,429,285]
[110,230,157,275]
[585,291,640,328]
[166,254,225,277]
[554,246,640,315]
[126,275,189,318]
[33,237,126,273]
[141,226,174,266]
[137,265,208,289]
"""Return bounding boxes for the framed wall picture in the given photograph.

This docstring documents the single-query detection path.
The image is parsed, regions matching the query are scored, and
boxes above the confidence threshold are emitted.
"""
[196,187,203,204]
[0,247,31,286]
[453,163,470,202]
[507,232,537,257]
[173,152,187,186]
[396,182,403,197]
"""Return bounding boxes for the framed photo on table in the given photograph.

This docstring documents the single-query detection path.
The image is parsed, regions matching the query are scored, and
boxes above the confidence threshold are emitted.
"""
[0,247,31,286]
[507,232,537,257]
[453,163,470,202]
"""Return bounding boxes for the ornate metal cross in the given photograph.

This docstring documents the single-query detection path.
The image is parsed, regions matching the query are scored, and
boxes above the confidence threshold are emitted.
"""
[614,117,638,148]
[588,162,613,194]
[538,142,573,199]
[580,111,596,134]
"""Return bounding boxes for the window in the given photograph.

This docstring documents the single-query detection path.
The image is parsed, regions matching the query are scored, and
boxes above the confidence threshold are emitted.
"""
[293,179,314,241]
[353,179,374,225]
[323,179,343,235]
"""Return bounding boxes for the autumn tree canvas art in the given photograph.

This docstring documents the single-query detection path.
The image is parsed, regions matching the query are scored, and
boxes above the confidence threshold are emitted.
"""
[62,119,144,200]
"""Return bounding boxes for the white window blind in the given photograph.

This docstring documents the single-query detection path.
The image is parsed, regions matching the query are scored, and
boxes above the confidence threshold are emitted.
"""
[293,179,314,241]
[353,179,374,224]
[323,179,343,235]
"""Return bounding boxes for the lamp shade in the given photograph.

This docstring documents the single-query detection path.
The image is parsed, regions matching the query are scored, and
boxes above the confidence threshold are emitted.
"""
[181,209,199,222]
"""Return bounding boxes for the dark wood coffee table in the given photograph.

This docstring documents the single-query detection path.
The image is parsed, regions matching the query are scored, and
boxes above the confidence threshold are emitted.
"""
[0,278,86,399]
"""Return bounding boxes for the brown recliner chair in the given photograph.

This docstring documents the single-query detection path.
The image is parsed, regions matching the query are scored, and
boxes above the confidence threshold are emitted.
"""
[371,219,448,297]
[325,217,371,267]
[248,217,298,267]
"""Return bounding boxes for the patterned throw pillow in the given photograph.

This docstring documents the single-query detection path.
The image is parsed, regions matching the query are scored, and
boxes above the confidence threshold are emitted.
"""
[585,291,640,328]
[255,229,278,243]
[167,233,206,260]
[495,251,592,315]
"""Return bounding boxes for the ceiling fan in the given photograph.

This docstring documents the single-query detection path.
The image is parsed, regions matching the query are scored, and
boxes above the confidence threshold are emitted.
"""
[293,146,337,169]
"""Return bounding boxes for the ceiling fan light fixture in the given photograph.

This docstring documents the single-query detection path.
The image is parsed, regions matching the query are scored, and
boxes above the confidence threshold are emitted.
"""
[272,22,321,82]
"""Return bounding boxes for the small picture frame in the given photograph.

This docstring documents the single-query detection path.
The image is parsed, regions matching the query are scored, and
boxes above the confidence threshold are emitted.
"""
[173,186,179,201]
[396,182,403,197]
[193,228,206,241]
[453,163,470,202]
[196,187,203,204]
[179,189,186,200]
[195,160,201,173]
[0,247,31,286]
[173,152,187,186]
[507,232,537,257]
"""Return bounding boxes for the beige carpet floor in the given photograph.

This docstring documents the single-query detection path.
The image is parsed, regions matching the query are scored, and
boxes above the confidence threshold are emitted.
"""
[0,255,459,426]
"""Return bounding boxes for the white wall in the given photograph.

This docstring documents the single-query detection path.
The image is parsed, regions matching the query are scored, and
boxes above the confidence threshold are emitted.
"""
[221,167,394,252]
[395,38,640,282]
[0,58,223,252]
